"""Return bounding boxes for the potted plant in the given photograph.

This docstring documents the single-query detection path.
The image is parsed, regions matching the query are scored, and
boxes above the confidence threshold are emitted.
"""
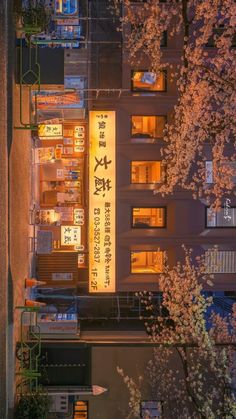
[14,0,51,33]
[15,390,51,419]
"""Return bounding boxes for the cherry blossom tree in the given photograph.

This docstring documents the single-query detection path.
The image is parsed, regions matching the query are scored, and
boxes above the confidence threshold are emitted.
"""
[117,248,236,418]
[116,0,236,209]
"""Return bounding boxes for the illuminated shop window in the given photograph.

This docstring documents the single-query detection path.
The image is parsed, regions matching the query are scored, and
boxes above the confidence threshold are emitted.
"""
[131,115,166,141]
[131,161,162,184]
[131,71,166,92]
[206,207,236,228]
[132,207,166,228]
[131,251,163,273]
[55,0,78,15]
[205,161,236,184]
[56,24,81,40]
[74,400,88,418]
[140,401,163,419]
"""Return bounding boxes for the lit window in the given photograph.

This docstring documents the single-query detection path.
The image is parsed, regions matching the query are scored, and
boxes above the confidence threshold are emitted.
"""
[206,207,236,227]
[131,251,163,273]
[55,0,78,15]
[205,250,236,273]
[131,116,166,141]
[131,161,162,184]
[132,207,166,228]
[74,401,88,418]
[140,401,163,419]
[131,71,166,92]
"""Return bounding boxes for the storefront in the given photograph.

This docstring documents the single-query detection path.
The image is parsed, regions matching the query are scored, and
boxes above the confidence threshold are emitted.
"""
[32,101,117,294]
[34,120,88,289]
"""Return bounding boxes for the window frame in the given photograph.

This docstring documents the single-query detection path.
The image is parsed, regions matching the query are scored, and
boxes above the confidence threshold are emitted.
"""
[205,160,236,184]
[205,206,236,228]
[54,0,78,15]
[131,70,167,92]
[131,206,167,229]
[140,400,163,418]
[74,400,89,418]
[130,250,164,275]
[161,30,167,47]
[130,160,163,185]
[205,25,236,48]
[130,23,167,48]
[130,115,167,141]
[205,250,236,274]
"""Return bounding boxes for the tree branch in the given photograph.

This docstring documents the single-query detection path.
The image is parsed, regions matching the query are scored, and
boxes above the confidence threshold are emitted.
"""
[176,347,207,419]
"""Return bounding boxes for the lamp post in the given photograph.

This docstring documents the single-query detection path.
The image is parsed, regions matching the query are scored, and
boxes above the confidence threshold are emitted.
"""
[46,385,108,397]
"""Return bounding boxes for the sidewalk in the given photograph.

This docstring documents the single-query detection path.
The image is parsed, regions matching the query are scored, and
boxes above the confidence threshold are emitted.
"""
[11,84,34,343]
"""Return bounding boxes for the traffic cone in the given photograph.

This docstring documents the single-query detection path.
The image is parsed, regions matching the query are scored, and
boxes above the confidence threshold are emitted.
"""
[25,278,46,288]
[25,299,46,307]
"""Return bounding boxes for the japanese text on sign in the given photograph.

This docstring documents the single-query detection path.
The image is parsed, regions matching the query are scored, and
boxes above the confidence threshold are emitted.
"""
[61,226,81,246]
[89,111,116,292]
[38,124,63,138]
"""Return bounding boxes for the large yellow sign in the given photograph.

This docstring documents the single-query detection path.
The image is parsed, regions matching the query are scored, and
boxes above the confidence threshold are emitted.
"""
[89,111,116,292]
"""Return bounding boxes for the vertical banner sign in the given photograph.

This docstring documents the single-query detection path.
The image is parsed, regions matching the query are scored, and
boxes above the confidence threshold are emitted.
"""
[89,111,116,292]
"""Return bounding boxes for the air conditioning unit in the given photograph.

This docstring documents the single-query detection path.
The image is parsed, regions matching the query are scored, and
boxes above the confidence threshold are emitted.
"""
[49,395,69,413]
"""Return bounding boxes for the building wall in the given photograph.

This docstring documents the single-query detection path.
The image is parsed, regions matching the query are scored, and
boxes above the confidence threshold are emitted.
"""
[88,8,236,294]
[84,345,154,419]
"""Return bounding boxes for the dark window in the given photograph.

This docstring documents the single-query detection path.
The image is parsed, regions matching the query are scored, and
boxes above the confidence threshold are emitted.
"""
[140,401,163,418]
[130,23,167,47]
[206,26,236,47]
[206,250,236,273]
[206,207,236,228]
[205,161,236,184]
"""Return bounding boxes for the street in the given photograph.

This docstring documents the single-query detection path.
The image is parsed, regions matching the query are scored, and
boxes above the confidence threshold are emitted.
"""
[0,1,32,417]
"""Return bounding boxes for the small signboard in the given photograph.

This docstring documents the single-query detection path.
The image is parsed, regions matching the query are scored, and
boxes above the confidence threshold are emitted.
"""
[36,313,78,335]
[74,208,84,225]
[61,226,81,245]
[35,147,55,163]
[52,272,73,281]
[35,209,59,225]
[38,124,63,139]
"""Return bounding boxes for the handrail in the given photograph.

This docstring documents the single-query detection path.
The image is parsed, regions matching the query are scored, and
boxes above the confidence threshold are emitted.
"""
[15,306,42,394]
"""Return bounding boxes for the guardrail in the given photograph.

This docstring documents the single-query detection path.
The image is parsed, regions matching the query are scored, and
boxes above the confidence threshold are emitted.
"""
[15,306,42,394]
[15,31,41,130]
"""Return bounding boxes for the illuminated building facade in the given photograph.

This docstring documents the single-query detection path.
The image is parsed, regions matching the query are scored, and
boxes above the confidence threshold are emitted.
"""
[23,0,236,322]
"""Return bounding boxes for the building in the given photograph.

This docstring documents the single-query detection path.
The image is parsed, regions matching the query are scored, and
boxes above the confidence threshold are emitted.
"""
[16,0,236,417]
[24,0,236,301]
